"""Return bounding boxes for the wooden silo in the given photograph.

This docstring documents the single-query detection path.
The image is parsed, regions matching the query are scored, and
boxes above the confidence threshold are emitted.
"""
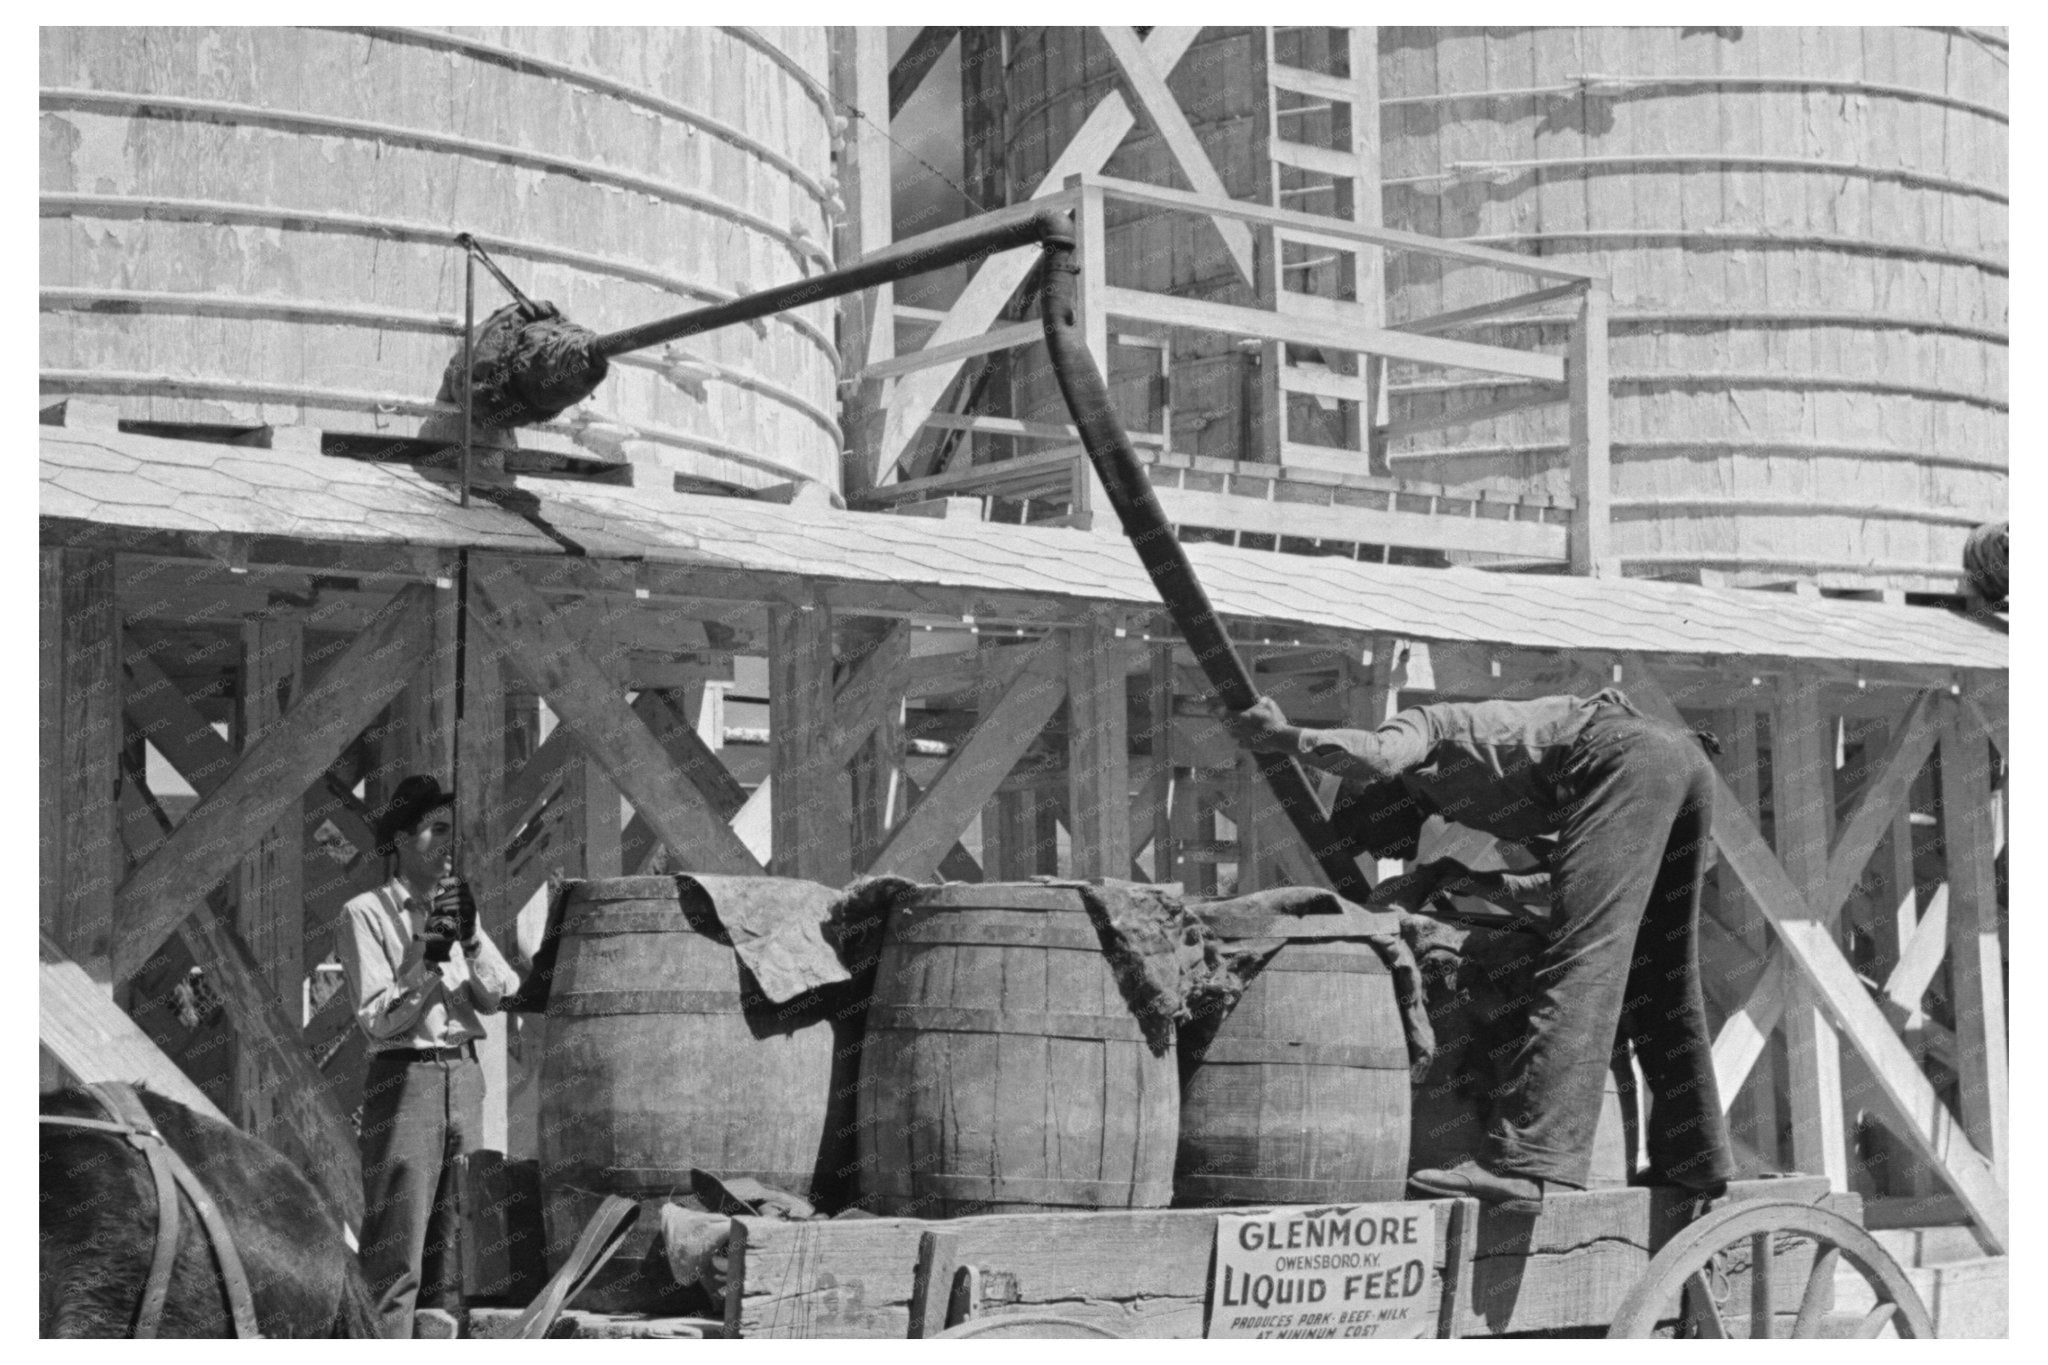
[40,26,842,493]
[970,26,2005,591]
[1379,25,2007,592]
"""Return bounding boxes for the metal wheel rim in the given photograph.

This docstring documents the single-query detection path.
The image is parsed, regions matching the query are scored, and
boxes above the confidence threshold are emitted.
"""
[1605,1199,1934,1339]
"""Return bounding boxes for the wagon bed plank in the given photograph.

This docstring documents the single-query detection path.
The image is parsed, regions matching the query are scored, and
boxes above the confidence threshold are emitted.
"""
[730,1177,1844,1338]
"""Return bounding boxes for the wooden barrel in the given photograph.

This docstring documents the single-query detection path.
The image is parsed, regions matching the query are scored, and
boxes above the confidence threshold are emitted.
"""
[856,883,1177,1216]
[538,876,853,1312]
[1176,938,1412,1206]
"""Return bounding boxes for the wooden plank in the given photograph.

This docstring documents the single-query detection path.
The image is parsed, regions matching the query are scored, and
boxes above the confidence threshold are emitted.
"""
[40,931,229,1123]
[829,619,912,767]
[769,602,848,883]
[1937,700,2008,1184]
[1149,482,1568,559]
[1086,174,1604,281]
[177,900,364,1232]
[1772,682,1847,1191]
[1623,662,2007,1252]
[465,558,764,878]
[1064,612,1131,879]
[888,26,958,117]
[1567,282,1614,574]
[1098,286,1567,383]
[869,631,1067,881]
[729,1184,1829,1339]
[112,583,434,982]
[729,1201,1457,1339]
[1097,24,1256,284]
[1147,644,1175,883]
[1393,281,1587,336]
[1377,387,1566,443]
[236,616,304,1001]
[835,24,897,495]
[43,548,121,980]
[861,321,1039,382]
[616,688,748,879]
[871,27,1200,480]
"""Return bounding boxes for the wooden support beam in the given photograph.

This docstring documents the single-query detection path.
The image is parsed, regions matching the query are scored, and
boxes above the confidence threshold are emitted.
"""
[1147,644,1176,883]
[374,576,458,799]
[842,621,911,871]
[113,583,434,982]
[1937,699,2008,1185]
[1064,612,1132,879]
[834,24,896,494]
[770,602,849,883]
[111,707,365,1229]
[888,25,958,117]
[870,631,1067,882]
[237,617,305,1002]
[1623,662,2006,1252]
[872,26,1197,481]
[898,770,986,884]
[41,932,230,1121]
[1714,694,1938,1102]
[42,547,121,981]
[1096,25,1256,285]
[1567,281,1613,575]
[614,688,750,880]
[465,557,764,878]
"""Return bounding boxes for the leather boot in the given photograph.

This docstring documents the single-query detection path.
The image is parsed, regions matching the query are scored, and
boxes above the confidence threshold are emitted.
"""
[1407,1159,1546,1215]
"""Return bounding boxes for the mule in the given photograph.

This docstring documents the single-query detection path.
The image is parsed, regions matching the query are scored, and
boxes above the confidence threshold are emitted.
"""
[40,1084,381,1338]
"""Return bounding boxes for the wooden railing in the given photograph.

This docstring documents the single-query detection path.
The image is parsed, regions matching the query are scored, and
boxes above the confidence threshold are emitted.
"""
[854,172,1613,573]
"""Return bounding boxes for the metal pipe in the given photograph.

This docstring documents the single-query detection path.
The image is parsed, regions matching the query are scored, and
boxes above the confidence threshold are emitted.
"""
[594,202,1068,359]
[1033,221,1379,908]
[460,242,474,509]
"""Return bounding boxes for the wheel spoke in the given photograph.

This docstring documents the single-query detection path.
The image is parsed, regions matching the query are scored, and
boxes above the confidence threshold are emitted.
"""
[1685,1271,1730,1339]
[1792,1246,1842,1338]
[1853,1303,1899,1339]
[1749,1231,1774,1337]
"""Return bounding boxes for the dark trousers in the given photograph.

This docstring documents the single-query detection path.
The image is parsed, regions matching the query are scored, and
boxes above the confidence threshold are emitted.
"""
[1484,712,1735,1190]
[358,1052,484,1339]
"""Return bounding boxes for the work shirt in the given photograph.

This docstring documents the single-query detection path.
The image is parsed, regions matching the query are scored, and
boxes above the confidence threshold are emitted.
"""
[335,879,520,1053]
[1299,691,1635,848]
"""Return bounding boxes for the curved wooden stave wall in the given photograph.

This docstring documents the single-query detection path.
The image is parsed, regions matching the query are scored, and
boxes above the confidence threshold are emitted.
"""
[1380,25,2007,589]
[39,25,841,491]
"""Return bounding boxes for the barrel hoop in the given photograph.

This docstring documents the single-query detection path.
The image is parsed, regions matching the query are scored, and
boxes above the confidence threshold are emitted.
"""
[1193,1037,1410,1069]
[1176,1174,1406,1203]
[549,989,744,1016]
[869,1173,1172,1206]
[906,884,1085,913]
[1261,950,1390,975]
[564,905,711,937]
[866,1004,1144,1043]
[889,918,1104,951]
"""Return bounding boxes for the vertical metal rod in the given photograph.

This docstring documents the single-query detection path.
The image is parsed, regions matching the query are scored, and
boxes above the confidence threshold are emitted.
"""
[461,243,475,509]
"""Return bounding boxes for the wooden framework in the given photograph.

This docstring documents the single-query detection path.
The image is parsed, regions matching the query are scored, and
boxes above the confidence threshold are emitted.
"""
[39,500,2007,1252]
[839,27,1612,573]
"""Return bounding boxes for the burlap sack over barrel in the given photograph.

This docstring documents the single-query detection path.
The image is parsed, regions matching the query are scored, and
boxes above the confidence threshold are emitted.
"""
[536,875,861,1312]
[853,882,1181,1217]
[1403,916,1630,1187]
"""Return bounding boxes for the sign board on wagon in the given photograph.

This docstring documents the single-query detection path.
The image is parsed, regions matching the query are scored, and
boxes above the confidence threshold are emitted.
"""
[1206,1203,1437,1339]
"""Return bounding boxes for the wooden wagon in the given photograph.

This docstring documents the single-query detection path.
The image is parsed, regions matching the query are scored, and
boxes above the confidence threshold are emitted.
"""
[713,1177,1927,1340]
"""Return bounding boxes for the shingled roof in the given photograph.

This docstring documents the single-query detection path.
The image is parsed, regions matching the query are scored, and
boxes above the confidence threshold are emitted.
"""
[41,427,2007,673]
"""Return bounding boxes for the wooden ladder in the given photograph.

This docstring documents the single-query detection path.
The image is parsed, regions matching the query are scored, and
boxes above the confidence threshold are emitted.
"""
[1260,27,1388,480]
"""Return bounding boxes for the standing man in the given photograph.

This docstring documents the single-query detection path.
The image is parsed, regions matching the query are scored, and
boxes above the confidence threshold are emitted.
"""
[1223,689,1734,1214]
[336,775,520,1338]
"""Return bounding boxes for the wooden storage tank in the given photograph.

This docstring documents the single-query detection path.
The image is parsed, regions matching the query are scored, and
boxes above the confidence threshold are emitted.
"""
[1380,25,2007,591]
[39,26,841,492]
[856,883,1178,1217]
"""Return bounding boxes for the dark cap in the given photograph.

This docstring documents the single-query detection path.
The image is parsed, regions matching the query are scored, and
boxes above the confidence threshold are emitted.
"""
[373,775,456,858]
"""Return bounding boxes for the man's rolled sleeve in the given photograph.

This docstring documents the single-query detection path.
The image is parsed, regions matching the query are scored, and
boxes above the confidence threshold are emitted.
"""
[337,899,436,1042]
[1294,710,1433,782]
[460,929,521,1013]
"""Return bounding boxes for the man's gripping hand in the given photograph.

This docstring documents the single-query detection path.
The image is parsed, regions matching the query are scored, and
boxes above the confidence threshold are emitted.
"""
[434,878,480,949]
[1220,695,1301,754]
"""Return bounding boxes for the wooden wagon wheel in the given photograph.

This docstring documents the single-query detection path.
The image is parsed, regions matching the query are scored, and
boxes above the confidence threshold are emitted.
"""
[932,1314,1128,1338]
[1606,1199,1933,1339]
